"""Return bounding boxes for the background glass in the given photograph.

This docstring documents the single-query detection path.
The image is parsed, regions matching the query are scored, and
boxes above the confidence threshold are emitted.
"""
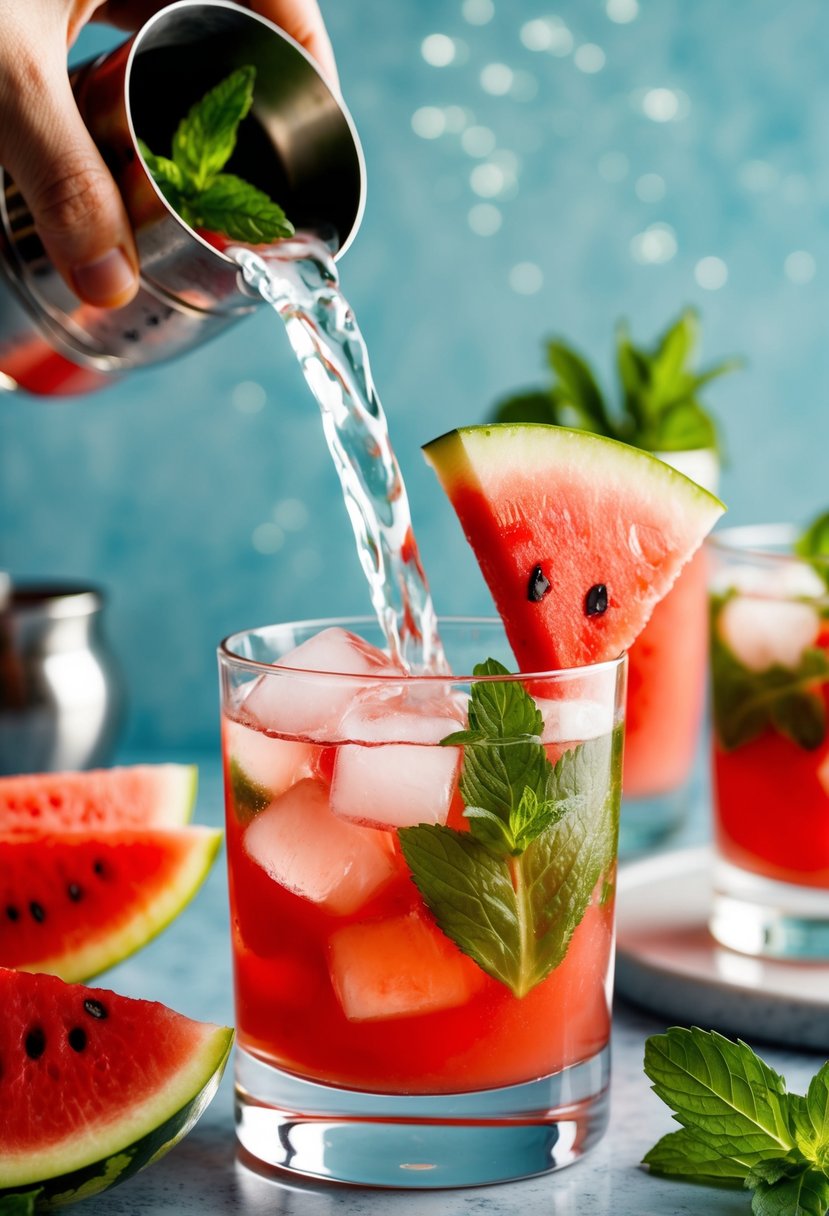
[708,525,829,958]
[219,616,625,1187]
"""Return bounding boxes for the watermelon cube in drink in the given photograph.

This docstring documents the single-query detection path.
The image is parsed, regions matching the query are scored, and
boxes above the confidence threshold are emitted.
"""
[708,524,829,958]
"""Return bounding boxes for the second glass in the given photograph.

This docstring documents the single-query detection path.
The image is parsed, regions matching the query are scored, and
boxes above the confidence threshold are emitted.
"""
[709,525,829,957]
[219,617,625,1188]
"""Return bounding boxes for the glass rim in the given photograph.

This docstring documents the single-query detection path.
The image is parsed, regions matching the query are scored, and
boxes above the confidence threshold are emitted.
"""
[707,523,828,566]
[218,614,627,683]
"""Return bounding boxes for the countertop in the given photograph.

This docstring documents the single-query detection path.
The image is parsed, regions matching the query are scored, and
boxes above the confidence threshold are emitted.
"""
[72,753,823,1216]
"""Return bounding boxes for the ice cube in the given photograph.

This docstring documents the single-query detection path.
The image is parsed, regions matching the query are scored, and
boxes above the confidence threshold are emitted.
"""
[331,691,463,830]
[243,627,405,740]
[223,717,314,798]
[243,778,397,915]
[328,909,486,1021]
[536,697,615,744]
[718,595,821,672]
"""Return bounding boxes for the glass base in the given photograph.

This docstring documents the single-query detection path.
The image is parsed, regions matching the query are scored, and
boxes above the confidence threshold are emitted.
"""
[234,1044,610,1188]
[711,859,829,959]
[618,786,686,859]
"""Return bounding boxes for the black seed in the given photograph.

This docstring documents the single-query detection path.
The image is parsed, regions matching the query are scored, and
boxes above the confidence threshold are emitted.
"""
[585,584,609,616]
[123,329,140,343]
[25,1027,46,1060]
[83,999,107,1020]
[68,1027,87,1053]
[29,901,45,923]
[527,564,551,603]
[5,906,19,922]
[67,883,83,902]
[93,860,107,878]
[145,314,160,327]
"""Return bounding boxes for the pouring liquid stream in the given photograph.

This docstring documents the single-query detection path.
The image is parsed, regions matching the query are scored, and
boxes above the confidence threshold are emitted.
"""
[231,237,447,675]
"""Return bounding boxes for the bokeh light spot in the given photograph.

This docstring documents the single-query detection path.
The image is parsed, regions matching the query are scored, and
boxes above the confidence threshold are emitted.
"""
[520,17,573,56]
[635,173,666,202]
[252,523,285,554]
[574,44,606,73]
[480,63,514,95]
[468,203,503,236]
[422,34,457,66]
[462,0,494,24]
[630,223,677,264]
[606,0,639,22]
[273,498,309,531]
[470,162,506,197]
[694,256,728,290]
[232,380,267,413]
[509,262,544,294]
[784,251,816,284]
[461,125,497,157]
[411,107,446,139]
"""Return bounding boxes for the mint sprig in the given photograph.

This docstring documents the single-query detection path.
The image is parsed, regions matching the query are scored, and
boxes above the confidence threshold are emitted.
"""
[491,308,740,455]
[138,66,294,243]
[398,659,620,998]
[711,596,829,751]
[795,510,829,592]
[643,1028,829,1216]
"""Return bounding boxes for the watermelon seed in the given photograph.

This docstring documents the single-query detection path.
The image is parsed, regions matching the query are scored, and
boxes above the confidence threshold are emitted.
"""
[83,999,107,1020]
[68,1027,87,1053]
[25,1027,46,1060]
[527,564,551,602]
[29,901,46,923]
[585,584,608,616]
[5,905,19,922]
[93,860,108,878]
[67,883,83,902]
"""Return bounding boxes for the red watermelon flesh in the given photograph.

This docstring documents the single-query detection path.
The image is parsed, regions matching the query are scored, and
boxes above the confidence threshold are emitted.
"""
[0,764,196,836]
[0,827,221,982]
[0,967,232,1197]
[423,425,725,670]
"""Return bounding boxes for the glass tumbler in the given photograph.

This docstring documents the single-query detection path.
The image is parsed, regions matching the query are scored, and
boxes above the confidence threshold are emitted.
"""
[218,616,625,1187]
[709,525,829,957]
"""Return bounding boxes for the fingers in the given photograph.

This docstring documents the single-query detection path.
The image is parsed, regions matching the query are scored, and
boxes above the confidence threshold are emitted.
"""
[0,42,139,308]
[251,0,339,88]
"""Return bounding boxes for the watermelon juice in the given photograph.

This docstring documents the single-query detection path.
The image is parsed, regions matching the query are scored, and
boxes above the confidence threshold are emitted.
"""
[219,617,625,1185]
[708,525,829,957]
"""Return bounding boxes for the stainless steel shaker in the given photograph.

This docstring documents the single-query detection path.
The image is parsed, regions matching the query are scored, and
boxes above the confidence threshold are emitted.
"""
[0,584,124,775]
[0,0,365,396]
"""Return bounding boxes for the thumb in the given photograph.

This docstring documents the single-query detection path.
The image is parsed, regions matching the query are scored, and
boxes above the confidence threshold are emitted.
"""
[1,53,139,309]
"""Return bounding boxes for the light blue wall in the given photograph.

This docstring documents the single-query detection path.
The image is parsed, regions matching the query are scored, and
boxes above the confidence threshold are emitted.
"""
[2,0,828,750]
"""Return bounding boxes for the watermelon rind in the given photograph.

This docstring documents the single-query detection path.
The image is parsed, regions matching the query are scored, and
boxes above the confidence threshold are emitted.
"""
[0,764,198,835]
[0,1013,233,1207]
[4,827,222,983]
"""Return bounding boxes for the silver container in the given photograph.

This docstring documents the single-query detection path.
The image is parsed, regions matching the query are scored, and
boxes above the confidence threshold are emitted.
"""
[0,584,124,774]
[0,0,365,396]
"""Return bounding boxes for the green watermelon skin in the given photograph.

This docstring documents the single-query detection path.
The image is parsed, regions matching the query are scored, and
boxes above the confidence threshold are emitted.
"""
[0,765,197,836]
[424,424,725,670]
[0,969,233,1209]
[0,828,221,982]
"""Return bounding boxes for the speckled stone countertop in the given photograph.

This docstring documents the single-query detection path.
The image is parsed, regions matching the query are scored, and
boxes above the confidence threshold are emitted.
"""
[76,754,824,1216]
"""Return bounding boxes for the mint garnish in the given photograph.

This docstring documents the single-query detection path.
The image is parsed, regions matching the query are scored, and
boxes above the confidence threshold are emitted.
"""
[229,757,272,824]
[0,1192,43,1216]
[711,596,829,751]
[398,659,620,998]
[139,66,294,243]
[643,1027,829,1216]
[491,308,740,455]
[795,510,829,592]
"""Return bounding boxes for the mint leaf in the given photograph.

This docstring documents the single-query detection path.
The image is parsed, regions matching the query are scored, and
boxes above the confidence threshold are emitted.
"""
[0,1193,43,1216]
[546,340,614,435]
[229,757,271,824]
[749,1162,829,1216]
[172,65,256,191]
[644,1028,795,1165]
[189,174,294,243]
[490,389,558,427]
[791,1063,829,1171]
[399,729,620,997]
[643,1128,749,1183]
[795,510,829,591]
[711,601,829,751]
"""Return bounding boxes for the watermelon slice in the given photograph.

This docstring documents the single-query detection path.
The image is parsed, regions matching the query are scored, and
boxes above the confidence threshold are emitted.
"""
[0,765,196,836]
[0,968,232,1206]
[424,424,725,669]
[0,827,221,982]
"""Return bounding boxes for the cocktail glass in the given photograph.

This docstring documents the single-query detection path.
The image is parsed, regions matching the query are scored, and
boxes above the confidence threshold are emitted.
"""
[708,524,829,957]
[620,447,719,855]
[218,616,625,1187]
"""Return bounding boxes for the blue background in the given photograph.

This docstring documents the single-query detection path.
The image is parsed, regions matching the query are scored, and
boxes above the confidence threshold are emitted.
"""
[2,0,828,752]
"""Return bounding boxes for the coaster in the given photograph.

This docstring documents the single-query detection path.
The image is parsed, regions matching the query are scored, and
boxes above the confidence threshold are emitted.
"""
[615,846,829,1051]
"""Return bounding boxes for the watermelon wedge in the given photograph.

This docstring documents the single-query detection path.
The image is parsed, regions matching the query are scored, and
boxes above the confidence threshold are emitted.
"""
[0,765,197,835]
[0,968,232,1207]
[424,424,725,669]
[0,827,221,982]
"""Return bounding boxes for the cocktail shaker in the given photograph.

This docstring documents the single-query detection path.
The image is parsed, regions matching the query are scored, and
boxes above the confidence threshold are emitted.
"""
[0,0,365,396]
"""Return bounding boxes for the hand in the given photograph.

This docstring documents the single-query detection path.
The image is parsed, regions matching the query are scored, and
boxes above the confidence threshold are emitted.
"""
[0,1,337,310]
